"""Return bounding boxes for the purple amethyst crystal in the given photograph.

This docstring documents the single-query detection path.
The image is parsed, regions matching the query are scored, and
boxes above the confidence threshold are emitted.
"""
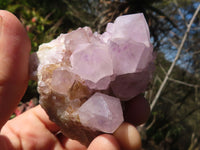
[30,13,154,146]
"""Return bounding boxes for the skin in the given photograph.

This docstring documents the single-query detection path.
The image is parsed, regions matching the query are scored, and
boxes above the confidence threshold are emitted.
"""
[0,10,150,150]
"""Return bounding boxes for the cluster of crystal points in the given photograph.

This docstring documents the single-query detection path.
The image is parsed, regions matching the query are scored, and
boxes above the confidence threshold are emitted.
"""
[30,13,154,145]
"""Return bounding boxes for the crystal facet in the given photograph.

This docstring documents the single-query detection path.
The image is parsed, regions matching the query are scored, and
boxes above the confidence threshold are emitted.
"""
[78,92,124,133]
[51,69,75,95]
[104,13,151,47]
[70,43,113,83]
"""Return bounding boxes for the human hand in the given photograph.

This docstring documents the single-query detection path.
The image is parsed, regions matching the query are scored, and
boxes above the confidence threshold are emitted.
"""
[0,10,150,150]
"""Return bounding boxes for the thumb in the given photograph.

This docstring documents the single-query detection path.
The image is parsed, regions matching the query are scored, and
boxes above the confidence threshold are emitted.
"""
[0,10,31,129]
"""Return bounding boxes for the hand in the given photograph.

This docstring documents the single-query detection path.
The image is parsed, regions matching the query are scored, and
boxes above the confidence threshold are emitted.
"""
[0,10,150,150]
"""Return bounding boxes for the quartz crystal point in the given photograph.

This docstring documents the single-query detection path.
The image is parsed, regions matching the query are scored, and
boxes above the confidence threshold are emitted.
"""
[29,13,154,146]
[79,92,124,133]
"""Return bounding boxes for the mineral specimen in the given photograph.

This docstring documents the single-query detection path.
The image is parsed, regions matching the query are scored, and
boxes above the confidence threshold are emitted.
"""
[29,13,154,146]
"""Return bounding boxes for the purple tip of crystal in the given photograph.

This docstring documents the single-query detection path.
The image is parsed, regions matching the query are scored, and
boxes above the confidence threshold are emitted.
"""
[78,92,124,133]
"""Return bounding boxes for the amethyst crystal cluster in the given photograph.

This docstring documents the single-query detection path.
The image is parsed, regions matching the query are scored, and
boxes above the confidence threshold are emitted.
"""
[30,13,154,146]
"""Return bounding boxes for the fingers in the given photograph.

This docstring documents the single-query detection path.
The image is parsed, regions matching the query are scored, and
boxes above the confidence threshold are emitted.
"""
[88,134,120,150]
[30,105,60,132]
[0,10,31,128]
[62,123,141,150]
[62,138,87,150]
[1,105,62,150]
[55,129,119,150]
[1,102,143,150]
[124,95,150,126]
[113,122,141,150]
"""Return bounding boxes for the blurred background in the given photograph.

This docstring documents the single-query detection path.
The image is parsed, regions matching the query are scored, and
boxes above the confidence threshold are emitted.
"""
[0,0,199,149]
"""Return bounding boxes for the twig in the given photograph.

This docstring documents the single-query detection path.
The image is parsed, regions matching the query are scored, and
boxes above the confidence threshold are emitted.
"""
[146,114,156,130]
[150,4,200,110]
[173,0,188,26]
[168,78,200,88]
[168,38,179,49]
[159,64,167,74]
[193,50,200,55]
[188,133,198,150]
